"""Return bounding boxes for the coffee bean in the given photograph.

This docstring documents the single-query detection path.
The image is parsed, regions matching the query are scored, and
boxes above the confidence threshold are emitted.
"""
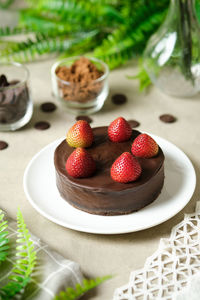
[159,114,176,123]
[0,141,8,150]
[76,115,93,123]
[128,120,140,128]
[34,121,50,130]
[40,102,57,113]
[112,94,127,105]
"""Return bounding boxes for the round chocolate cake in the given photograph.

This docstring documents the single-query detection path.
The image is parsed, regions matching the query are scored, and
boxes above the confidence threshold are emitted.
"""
[54,127,165,215]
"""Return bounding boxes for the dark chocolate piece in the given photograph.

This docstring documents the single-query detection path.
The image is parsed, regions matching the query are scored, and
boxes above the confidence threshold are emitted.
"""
[76,115,93,123]
[112,94,127,105]
[34,121,50,130]
[0,93,5,103]
[0,75,9,87]
[40,102,57,113]
[54,127,165,215]
[0,75,30,125]
[159,114,176,123]
[0,141,8,150]
[128,120,140,128]
[9,80,20,85]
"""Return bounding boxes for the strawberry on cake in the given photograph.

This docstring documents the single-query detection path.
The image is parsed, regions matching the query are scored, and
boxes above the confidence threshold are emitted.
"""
[54,117,165,215]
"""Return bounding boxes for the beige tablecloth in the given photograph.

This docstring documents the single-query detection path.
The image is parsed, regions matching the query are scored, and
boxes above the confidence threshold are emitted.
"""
[1,57,200,299]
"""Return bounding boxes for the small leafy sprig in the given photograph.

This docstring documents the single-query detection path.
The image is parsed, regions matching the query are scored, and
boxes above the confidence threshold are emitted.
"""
[0,210,9,263]
[0,209,36,300]
[0,209,111,299]
[54,275,112,300]
[127,58,152,91]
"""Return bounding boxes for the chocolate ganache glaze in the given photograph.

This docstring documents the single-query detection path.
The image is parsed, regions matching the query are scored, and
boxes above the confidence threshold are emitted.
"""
[54,127,165,215]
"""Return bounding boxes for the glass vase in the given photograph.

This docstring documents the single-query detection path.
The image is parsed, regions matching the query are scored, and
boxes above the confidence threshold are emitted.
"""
[143,0,200,98]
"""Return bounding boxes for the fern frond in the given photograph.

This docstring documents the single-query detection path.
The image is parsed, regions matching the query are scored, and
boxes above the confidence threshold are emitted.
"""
[0,209,36,300]
[94,10,167,69]
[60,31,102,58]
[127,58,152,91]
[0,31,98,63]
[54,275,112,300]
[0,0,14,9]
[0,26,28,37]
[19,10,80,34]
[0,210,9,263]
[31,0,123,28]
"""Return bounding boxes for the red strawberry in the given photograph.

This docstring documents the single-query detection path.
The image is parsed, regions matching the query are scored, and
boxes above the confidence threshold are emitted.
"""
[111,152,142,183]
[66,148,96,178]
[66,120,94,148]
[131,133,159,158]
[108,117,132,142]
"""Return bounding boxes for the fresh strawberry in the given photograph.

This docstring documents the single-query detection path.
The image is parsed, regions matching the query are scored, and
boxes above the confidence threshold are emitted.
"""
[65,148,96,178]
[131,133,159,158]
[111,152,142,183]
[108,117,132,142]
[66,120,94,148]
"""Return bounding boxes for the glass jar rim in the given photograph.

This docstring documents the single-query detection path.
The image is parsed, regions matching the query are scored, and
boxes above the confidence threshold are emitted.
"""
[0,62,29,92]
[51,56,109,85]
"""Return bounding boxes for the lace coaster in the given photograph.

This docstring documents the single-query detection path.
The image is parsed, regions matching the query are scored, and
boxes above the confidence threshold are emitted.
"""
[114,202,200,300]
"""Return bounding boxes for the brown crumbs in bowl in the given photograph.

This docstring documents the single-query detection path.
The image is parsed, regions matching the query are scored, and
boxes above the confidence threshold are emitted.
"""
[55,57,104,103]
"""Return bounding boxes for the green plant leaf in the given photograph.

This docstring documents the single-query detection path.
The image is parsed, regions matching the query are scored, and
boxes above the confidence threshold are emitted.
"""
[54,275,112,300]
[0,208,36,300]
[93,9,167,69]
[0,0,14,9]
[0,0,171,66]
[127,58,152,91]
[0,30,98,63]
[0,210,9,263]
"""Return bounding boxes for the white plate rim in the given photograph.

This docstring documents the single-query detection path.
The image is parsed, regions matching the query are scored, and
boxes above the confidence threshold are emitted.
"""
[23,134,196,234]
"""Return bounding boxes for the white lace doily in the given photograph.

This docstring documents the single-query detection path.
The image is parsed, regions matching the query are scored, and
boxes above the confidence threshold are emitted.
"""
[114,202,200,300]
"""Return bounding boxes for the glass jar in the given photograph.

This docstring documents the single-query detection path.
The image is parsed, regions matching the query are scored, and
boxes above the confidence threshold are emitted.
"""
[0,62,33,131]
[51,56,109,115]
[143,0,200,98]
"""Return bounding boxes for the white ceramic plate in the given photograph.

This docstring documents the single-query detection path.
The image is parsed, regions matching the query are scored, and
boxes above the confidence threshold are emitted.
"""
[23,135,196,234]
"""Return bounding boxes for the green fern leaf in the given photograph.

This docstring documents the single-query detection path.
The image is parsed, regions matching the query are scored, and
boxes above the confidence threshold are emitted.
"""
[29,0,122,29]
[0,26,29,37]
[0,210,9,263]
[0,0,14,9]
[0,30,98,63]
[127,58,152,91]
[54,275,112,300]
[93,9,167,69]
[0,209,36,300]
[19,10,80,34]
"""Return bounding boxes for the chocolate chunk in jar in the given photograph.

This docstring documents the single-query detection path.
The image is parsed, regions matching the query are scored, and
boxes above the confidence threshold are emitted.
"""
[0,74,31,124]
[0,75,9,87]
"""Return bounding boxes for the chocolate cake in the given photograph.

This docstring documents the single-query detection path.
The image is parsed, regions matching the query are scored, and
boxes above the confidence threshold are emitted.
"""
[54,127,165,215]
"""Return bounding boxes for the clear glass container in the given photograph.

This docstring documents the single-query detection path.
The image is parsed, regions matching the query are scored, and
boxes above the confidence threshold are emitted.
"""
[0,62,33,131]
[143,0,200,98]
[51,56,109,115]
